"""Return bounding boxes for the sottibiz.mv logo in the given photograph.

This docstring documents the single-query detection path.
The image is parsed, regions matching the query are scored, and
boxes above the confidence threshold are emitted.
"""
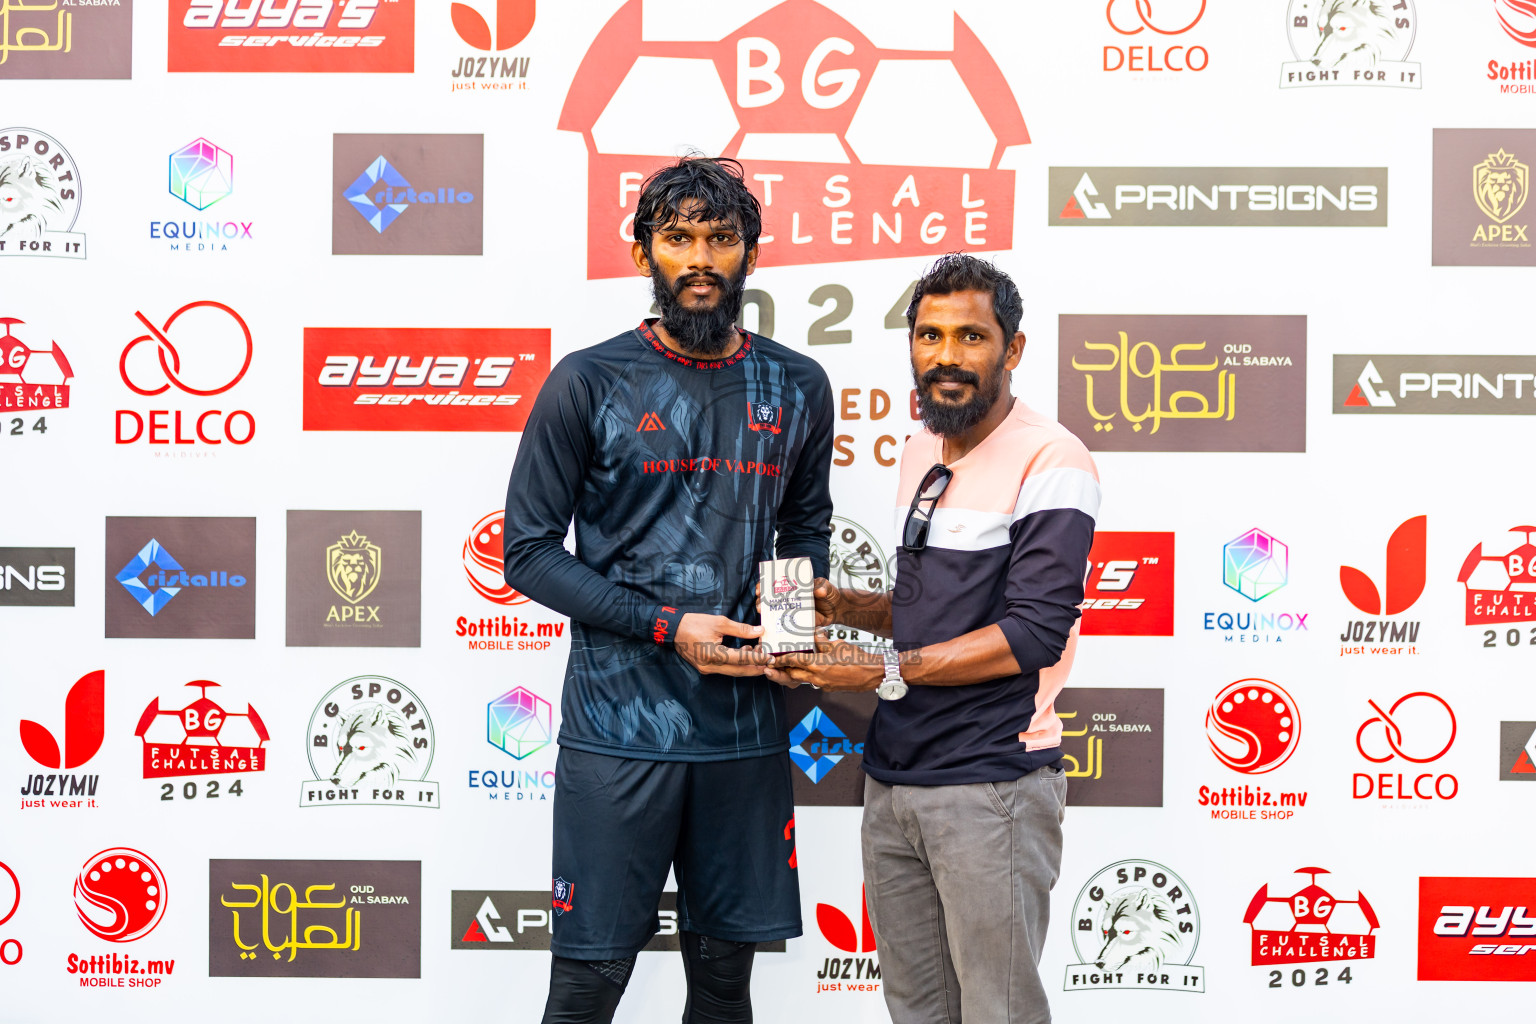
[303,328,549,432]
[1080,531,1174,636]
[1339,515,1424,655]
[559,0,1027,277]
[1420,877,1536,980]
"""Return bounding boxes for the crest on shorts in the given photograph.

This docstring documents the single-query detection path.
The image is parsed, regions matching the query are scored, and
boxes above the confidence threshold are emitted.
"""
[747,400,783,434]
[552,876,574,915]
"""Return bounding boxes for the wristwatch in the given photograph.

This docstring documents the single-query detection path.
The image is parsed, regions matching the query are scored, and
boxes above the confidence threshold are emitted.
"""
[877,650,908,701]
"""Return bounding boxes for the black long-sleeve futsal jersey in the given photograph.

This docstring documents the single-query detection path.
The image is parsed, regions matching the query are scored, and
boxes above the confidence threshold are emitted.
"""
[503,320,834,762]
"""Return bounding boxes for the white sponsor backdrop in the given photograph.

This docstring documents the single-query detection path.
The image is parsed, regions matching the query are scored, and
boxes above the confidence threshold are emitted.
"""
[3,1,1535,1020]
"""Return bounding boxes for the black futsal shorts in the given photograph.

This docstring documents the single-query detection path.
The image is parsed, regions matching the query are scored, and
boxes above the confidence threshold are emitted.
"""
[547,746,802,959]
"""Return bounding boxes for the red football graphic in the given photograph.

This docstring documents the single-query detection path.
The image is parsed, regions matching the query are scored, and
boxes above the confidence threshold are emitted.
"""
[74,848,167,942]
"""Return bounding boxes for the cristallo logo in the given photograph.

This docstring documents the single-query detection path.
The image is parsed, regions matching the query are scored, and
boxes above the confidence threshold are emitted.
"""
[558,0,1027,277]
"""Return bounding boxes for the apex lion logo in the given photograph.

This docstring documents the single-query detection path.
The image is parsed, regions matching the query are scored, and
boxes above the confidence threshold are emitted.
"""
[1308,0,1402,69]
[0,156,64,238]
[326,530,382,604]
[330,702,418,787]
[1474,148,1530,224]
[1093,888,1183,970]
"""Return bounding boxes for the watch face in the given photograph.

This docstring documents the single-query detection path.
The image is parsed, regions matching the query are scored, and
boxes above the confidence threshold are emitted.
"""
[878,680,908,701]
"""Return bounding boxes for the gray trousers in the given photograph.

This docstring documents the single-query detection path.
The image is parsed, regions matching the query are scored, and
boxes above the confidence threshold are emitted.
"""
[861,766,1067,1024]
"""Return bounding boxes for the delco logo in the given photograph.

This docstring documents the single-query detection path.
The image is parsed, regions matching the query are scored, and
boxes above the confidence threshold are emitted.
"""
[558,0,1028,277]
[302,328,550,432]
[169,0,415,74]
[1080,531,1175,636]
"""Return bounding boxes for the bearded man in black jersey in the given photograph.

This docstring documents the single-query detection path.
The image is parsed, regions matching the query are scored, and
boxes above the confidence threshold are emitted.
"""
[503,156,835,1024]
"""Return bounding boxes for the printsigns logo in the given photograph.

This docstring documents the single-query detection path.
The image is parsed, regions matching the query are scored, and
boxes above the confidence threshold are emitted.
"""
[105,518,255,639]
[1459,527,1536,627]
[169,0,414,74]
[302,327,549,431]
[0,129,84,258]
[1499,722,1536,779]
[1352,692,1458,801]
[1281,0,1419,88]
[134,681,267,784]
[450,0,534,90]
[301,676,438,809]
[1434,129,1536,266]
[0,547,73,607]
[1049,168,1386,227]
[1419,877,1536,981]
[18,670,103,811]
[332,135,483,255]
[75,848,167,942]
[1059,688,1164,808]
[1080,531,1175,636]
[447,890,720,952]
[1333,354,1536,414]
[286,511,420,647]
[0,316,72,418]
[1244,868,1378,969]
[209,860,421,977]
[1058,316,1307,453]
[559,0,1028,277]
[1065,860,1205,993]
[0,0,132,79]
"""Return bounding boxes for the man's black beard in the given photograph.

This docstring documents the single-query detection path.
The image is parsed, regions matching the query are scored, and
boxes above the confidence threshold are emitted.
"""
[651,261,748,357]
[913,353,1009,437]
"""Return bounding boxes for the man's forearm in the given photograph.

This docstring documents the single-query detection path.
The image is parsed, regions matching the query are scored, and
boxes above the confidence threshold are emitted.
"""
[901,623,1022,688]
[836,588,894,638]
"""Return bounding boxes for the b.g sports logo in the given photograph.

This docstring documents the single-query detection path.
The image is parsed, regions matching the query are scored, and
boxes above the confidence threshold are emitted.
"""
[302,328,549,431]
[168,0,415,74]
[558,0,1028,277]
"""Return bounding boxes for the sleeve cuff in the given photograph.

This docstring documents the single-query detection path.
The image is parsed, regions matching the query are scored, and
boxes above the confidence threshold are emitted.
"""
[997,616,1056,674]
[650,605,685,645]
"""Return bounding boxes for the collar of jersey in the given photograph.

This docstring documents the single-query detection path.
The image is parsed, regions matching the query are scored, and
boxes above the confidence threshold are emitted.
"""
[635,319,754,371]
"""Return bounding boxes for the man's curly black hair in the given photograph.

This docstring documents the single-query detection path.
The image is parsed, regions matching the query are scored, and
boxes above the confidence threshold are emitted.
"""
[905,253,1024,339]
[633,155,763,256]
